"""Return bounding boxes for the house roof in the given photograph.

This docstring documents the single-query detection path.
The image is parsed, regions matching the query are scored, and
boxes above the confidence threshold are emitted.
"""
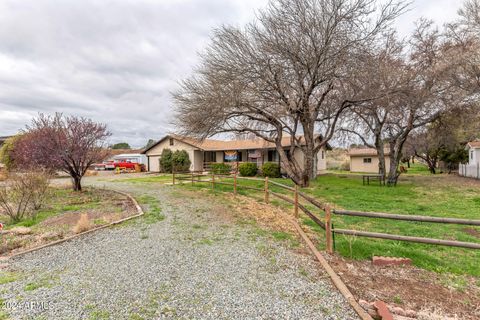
[143,134,331,153]
[467,141,480,149]
[348,148,391,157]
[0,136,13,144]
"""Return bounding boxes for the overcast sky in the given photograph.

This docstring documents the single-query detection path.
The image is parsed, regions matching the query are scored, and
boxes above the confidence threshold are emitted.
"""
[0,0,463,147]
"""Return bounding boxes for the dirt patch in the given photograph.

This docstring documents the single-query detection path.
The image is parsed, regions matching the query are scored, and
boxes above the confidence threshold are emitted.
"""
[463,227,480,239]
[327,255,480,319]
[0,187,137,256]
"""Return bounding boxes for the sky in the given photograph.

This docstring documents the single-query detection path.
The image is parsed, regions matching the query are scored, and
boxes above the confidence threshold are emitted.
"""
[0,0,463,147]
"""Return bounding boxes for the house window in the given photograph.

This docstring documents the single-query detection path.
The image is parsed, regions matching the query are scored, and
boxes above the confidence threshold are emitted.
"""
[169,138,174,146]
[204,151,216,162]
[267,150,278,162]
[321,150,325,160]
[363,158,372,163]
[471,150,474,161]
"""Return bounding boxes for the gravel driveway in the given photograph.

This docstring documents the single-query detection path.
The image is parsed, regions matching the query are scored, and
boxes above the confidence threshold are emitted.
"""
[0,178,358,319]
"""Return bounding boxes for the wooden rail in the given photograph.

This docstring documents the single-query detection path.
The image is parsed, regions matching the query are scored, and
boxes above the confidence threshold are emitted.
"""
[333,229,480,250]
[333,210,480,226]
[171,171,480,254]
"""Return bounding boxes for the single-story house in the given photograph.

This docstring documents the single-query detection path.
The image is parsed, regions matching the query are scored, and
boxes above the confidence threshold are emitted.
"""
[459,141,480,178]
[348,148,391,173]
[143,134,329,176]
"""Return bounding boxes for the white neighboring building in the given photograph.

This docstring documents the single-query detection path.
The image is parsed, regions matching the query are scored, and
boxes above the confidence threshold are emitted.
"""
[459,141,480,179]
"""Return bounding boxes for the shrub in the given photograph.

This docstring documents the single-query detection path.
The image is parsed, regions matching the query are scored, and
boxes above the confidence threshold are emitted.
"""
[159,149,191,172]
[0,171,51,223]
[73,213,91,234]
[262,162,281,178]
[159,149,173,173]
[172,150,191,172]
[210,163,231,175]
[239,162,257,176]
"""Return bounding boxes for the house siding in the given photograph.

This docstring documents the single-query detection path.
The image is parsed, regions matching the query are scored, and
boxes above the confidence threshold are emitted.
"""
[145,138,199,172]
[459,146,480,179]
[350,155,391,173]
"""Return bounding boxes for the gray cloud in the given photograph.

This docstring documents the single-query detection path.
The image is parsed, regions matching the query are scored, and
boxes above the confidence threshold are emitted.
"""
[0,0,461,147]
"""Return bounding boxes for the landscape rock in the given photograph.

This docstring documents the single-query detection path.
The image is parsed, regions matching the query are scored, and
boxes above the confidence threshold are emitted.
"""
[374,300,394,320]
[372,256,412,267]
[9,226,33,235]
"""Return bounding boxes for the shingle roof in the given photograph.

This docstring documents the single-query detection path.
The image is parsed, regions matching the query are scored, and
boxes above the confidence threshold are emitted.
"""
[348,148,391,156]
[144,134,330,153]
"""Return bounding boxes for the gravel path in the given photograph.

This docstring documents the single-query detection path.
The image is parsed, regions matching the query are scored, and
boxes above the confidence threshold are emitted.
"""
[1,178,358,319]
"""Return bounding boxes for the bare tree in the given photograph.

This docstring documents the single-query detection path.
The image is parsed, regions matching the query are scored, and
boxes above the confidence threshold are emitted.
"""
[347,21,464,185]
[12,113,110,191]
[173,0,406,187]
[340,32,406,175]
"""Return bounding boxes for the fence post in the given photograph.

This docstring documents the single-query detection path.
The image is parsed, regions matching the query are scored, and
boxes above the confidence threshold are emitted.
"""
[325,205,333,254]
[264,176,269,204]
[172,167,175,185]
[234,173,237,196]
[212,173,215,190]
[294,184,299,219]
[477,163,479,180]
[191,172,194,185]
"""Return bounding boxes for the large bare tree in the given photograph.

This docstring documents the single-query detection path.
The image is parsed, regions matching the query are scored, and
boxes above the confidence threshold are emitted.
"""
[346,21,467,185]
[173,0,405,186]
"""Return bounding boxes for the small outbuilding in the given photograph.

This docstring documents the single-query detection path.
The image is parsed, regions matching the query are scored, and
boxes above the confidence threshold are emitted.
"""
[348,148,391,173]
[459,141,480,179]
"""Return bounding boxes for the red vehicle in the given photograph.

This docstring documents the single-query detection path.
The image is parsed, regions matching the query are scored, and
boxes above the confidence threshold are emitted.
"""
[113,161,137,170]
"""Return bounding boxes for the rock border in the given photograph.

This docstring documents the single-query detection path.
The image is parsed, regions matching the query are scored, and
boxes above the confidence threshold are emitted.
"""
[2,189,144,260]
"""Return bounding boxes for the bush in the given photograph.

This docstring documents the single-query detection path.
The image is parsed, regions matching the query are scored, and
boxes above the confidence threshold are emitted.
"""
[159,149,173,173]
[0,170,50,223]
[239,162,257,176]
[172,150,191,172]
[262,162,281,178]
[210,163,231,175]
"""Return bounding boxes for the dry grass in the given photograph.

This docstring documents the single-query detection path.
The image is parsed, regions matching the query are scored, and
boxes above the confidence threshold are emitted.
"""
[228,194,297,234]
[73,213,91,234]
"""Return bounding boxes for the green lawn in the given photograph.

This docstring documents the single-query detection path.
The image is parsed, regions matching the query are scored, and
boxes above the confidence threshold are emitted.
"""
[127,170,480,276]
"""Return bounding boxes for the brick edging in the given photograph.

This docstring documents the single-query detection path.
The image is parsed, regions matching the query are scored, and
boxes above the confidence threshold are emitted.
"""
[3,189,144,260]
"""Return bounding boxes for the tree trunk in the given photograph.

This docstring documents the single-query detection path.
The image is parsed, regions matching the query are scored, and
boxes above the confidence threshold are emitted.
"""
[386,154,401,186]
[406,159,410,168]
[427,159,437,174]
[72,175,82,191]
[376,143,386,175]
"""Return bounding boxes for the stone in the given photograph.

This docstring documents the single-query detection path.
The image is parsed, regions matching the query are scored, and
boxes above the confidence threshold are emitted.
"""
[372,256,412,267]
[392,306,406,316]
[405,309,417,318]
[9,226,32,235]
[374,300,394,320]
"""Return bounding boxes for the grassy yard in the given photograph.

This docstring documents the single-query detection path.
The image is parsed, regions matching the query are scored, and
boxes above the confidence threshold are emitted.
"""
[124,170,480,276]
[0,187,135,255]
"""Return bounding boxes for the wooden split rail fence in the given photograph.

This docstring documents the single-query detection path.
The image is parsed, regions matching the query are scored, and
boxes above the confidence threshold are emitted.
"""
[172,170,480,253]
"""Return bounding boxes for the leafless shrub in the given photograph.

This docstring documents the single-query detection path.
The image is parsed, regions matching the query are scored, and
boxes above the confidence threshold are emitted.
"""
[0,171,51,222]
[73,213,91,234]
